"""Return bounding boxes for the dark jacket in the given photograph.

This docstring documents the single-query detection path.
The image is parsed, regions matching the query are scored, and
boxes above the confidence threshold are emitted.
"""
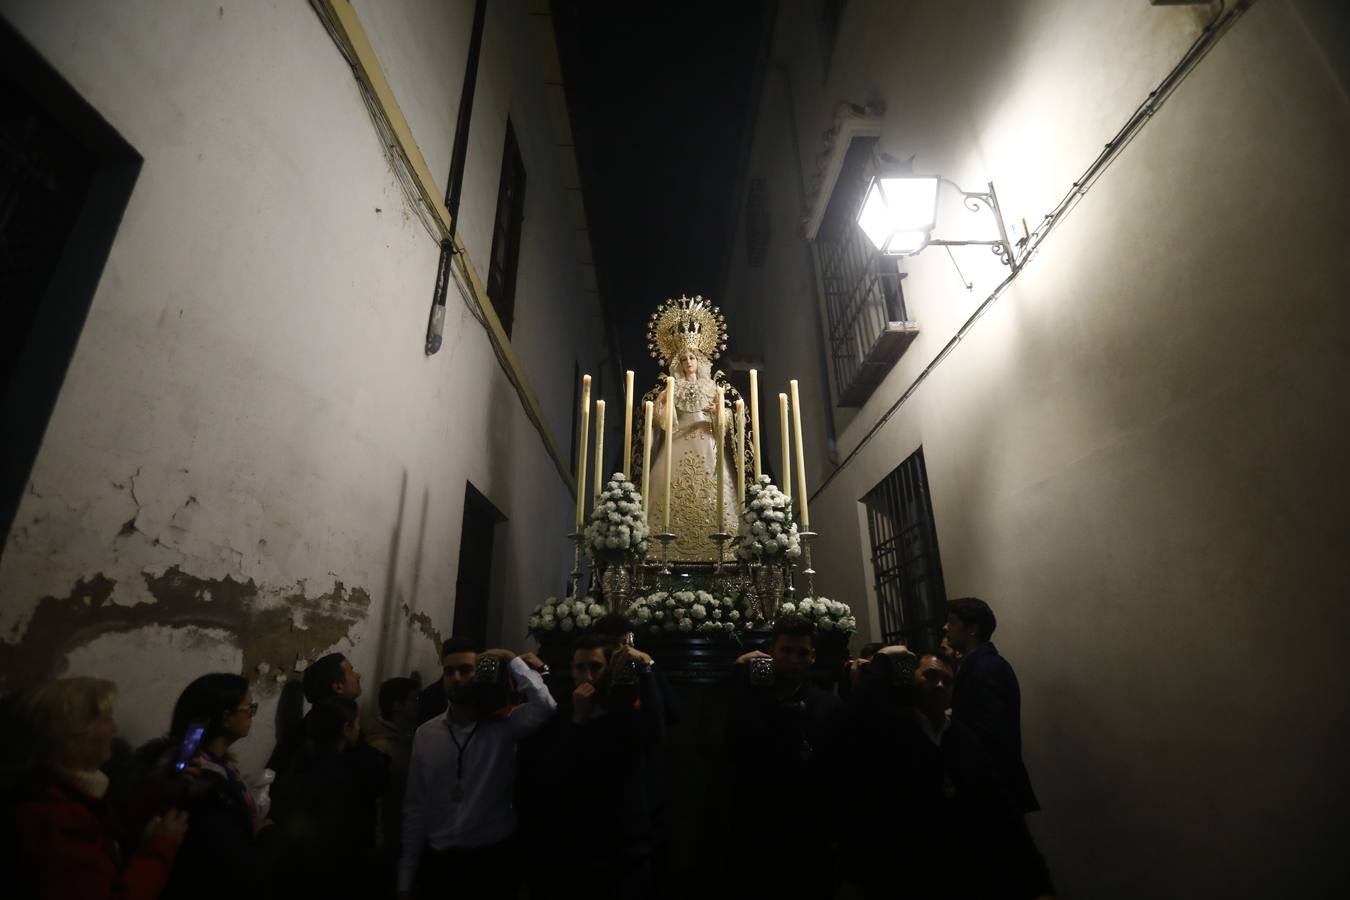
[150,749,265,900]
[270,742,387,896]
[724,664,842,895]
[3,767,178,900]
[838,681,1053,900]
[951,641,1039,812]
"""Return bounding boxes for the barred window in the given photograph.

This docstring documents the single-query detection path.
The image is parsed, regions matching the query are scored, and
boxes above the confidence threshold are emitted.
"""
[487,120,526,337]
[863,446,948,651]
[815,136,917,407]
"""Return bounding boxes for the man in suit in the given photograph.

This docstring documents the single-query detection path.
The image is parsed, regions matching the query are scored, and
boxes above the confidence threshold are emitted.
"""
[944,596,1040,813]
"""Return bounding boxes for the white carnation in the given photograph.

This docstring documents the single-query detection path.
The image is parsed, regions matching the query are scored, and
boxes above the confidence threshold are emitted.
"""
[576,613,592,628]
[678,618,693,632]
[588,603,604,617]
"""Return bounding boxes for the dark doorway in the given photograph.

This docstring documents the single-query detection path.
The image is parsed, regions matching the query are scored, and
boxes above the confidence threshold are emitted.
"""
[451,483,506,647]
[0,18,142,544]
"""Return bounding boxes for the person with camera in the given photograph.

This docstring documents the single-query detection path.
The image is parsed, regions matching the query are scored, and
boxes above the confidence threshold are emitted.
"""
[530,633,666,900]
[397,643,554,898]
[726,614,842,896]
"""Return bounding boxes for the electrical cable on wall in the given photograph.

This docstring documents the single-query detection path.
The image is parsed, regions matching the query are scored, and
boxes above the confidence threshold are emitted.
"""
[811,0,1247,502]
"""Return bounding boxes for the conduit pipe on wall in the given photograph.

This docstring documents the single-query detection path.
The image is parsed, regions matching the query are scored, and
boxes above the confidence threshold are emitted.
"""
[809,0,1250,503]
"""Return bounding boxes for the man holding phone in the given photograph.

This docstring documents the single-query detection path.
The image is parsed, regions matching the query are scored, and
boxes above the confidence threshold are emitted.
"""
[398,644,554,898]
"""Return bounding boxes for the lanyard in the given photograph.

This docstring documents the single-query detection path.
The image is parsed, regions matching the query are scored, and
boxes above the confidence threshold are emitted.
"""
[446,720,481,786]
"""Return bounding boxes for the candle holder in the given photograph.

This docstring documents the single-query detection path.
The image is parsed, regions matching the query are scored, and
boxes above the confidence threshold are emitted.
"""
[567,531,586,599]
[654,532,676,576]
[798,530,818,598]
[708,532,731,570]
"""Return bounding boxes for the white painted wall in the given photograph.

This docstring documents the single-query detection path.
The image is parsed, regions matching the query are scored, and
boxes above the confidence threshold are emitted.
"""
[723,0,1350,895]
[0,0,603,777]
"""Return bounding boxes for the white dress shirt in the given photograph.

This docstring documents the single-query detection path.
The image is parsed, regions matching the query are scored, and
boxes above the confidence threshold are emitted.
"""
[398,656,556,891]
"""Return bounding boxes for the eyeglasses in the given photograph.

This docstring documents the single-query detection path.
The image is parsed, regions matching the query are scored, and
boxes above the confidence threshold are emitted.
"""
[236,702,259,716]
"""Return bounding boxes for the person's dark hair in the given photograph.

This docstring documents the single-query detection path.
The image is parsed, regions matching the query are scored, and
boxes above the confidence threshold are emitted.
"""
[378,677,419,720]
[439,636,479,660]
[772,614,816,644]
[170,673,249,741]
[859,642,884,660]
[306,696,359,755]
[919,653,954,674]
[948,597,997,641]
[573,633,610,655]
[592,613,633,638]
[302,653,346,705]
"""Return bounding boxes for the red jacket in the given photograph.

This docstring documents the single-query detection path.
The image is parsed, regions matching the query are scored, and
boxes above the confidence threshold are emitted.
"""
[16,775,178,900]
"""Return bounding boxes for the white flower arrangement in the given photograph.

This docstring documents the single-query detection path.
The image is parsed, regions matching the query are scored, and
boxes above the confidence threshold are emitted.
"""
[735,474,802,562]
[628,589,746,638]
[526,594,605,639]
[776,595,857,637]
[584,473,650,561]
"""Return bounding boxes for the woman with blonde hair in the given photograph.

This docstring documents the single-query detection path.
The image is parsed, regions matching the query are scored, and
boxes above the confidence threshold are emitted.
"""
[3,676,187,899]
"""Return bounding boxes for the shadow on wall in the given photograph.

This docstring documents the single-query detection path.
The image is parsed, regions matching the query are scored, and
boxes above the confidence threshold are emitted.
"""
[373,469,438,691]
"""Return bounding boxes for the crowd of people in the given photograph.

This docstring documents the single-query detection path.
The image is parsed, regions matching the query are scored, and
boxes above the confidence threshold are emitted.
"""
[0,597,1055,899]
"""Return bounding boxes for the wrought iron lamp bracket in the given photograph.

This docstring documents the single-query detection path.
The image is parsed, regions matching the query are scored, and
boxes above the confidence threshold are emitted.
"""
[925,177,1020,273]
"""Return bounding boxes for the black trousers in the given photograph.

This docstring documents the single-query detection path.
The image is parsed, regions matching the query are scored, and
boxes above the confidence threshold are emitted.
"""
[417,835,521,896]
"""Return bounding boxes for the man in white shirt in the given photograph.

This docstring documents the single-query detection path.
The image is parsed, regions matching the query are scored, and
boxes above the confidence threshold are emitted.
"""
[397,644,555,897]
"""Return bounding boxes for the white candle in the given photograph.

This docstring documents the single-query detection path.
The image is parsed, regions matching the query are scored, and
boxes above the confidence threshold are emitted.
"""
[790,380,809,529]
[593,399,606,501]
[575,374,590,530]
[664,375,675,534]
[749,369,762,481]
[778,392,791,502]
[622,369,634,479]
[641,400,654,512]
[735,398,745,512]
[714,386,725,534]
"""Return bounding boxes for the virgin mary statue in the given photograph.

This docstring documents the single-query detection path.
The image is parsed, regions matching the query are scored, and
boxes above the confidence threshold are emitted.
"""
[633,296,754,561]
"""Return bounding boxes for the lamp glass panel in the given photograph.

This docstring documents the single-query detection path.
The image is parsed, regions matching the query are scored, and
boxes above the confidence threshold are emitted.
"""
[856,178,894,251]
[879,177,939,231]
[886,230,929,255]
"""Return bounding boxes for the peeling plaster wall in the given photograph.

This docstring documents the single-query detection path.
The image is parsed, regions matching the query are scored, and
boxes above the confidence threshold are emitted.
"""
[723,0,1350,896]
[0,0,602,777]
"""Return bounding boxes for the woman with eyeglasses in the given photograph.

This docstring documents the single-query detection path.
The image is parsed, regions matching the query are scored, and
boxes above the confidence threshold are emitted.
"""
[146,673,272,900]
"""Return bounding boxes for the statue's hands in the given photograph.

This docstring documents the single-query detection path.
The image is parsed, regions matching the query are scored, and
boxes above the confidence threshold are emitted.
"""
[572,682,597,723]
[736,650,771,665]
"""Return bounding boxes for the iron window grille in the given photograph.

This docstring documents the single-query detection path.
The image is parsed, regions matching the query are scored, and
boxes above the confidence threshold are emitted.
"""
[863,446,948,651]
[815,136,917,407]
[487,120,526,337]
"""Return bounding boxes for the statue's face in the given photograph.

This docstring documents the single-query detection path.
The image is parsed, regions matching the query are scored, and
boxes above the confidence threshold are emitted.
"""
[676,348,699,379]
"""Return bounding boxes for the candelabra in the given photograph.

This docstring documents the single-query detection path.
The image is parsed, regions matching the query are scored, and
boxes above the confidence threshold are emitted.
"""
[567,531,586,599]
[798,530,818,598]
[654,532,676,577]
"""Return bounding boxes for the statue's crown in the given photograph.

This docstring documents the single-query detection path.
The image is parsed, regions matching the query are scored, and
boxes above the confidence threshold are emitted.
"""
[647,295,728,364]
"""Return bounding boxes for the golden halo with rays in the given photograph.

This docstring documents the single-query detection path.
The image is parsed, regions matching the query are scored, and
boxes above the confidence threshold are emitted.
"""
[646,295,728,365]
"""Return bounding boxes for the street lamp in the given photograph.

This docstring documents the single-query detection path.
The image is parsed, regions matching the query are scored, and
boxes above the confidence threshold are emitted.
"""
[856,171,1019,272]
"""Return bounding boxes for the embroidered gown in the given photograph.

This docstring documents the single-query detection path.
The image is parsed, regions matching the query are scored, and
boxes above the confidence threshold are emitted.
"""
[645,376,739,561]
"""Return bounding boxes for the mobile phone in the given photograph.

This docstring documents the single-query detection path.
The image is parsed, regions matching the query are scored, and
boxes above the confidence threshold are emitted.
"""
[748,657,776,687]
[173,719,209,771]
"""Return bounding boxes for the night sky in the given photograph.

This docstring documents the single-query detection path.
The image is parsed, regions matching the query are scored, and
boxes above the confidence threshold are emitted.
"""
[552,0,769,387]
